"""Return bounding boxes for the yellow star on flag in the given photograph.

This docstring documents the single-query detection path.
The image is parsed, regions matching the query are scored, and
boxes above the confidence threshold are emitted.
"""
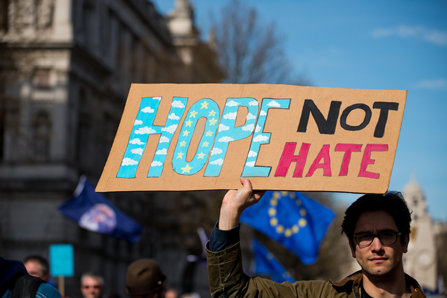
[206,130,213,137]
[202,141,209,147]
[208,110,216,116]
[209,118,217,125]
[197,152,206,159]
[177,152,184,159]
[180,140,186,147]
[183,130,190,137]
[185,119,193,127]
[190,110,198,118]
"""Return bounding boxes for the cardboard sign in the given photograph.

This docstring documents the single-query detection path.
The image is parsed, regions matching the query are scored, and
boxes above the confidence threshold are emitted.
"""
[49,244,74,277]
[96,84,406,193]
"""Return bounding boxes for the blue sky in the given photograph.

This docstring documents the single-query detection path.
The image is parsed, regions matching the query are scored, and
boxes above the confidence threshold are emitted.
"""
[153,0,447,221]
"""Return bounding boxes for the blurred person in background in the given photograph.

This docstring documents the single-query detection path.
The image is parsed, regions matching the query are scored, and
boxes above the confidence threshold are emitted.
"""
[125,259,167,298]
[164,289,177,298]
[81,273,104,298]
[1,256,61,297]
[24,255,50,282]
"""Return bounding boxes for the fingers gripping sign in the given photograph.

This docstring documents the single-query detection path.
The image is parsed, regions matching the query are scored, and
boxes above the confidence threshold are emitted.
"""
[219,178,265,230]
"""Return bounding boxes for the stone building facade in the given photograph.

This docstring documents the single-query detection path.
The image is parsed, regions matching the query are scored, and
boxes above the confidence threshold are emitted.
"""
[0,0,223,296]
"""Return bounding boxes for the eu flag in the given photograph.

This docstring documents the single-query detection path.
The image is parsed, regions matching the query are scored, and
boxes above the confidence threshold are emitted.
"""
[58,176,143,243]
[252,239,294,283]
[241,191,335,265]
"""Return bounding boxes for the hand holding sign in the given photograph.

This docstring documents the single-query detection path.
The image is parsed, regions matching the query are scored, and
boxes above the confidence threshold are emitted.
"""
[96,84,406,193]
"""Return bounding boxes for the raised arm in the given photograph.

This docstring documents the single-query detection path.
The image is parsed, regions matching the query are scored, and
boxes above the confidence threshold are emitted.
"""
[207,178,304,297]
[218,177,264,230]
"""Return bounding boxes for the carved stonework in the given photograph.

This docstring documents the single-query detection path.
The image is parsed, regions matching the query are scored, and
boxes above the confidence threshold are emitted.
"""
[36,0,54,29]
[403,179,437,291]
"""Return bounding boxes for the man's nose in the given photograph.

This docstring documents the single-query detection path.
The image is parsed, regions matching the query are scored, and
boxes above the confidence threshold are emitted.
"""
[370,235,384,250]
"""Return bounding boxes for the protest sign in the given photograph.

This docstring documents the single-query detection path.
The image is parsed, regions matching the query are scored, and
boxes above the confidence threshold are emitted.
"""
[96,84,406,193]
[49,244,74,277]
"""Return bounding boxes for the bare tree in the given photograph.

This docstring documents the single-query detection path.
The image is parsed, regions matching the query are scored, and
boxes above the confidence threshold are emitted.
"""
[211,0,308,85]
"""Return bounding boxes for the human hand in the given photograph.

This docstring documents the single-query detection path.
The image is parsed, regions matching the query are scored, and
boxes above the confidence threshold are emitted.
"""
[218,178,265,230]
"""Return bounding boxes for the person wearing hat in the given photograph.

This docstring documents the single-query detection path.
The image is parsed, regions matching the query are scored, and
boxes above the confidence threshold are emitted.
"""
[125,259,167,298]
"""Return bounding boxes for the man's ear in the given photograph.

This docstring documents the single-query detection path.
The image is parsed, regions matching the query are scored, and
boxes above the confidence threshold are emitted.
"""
[349,239,356,258]
[402,234,410,253]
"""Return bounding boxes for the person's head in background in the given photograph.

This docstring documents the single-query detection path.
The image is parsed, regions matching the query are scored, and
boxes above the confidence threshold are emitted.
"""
[23,255,50,282]
[126,259,167,298]
[164,289,177,298]
[81,272,104,298]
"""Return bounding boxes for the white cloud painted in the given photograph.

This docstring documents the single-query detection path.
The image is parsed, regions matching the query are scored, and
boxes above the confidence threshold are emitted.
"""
[135,127,156,134]
[267,100,281,107]
[247,113,256,120]
[211,148,223,155]
[223,112,237,120]
[122,158,138,166]
[372,25,447,47]
[255,125,262,132]
[260,110,267,116]
[151,161,163,167]
[226,100,239,107]
[210,158,224,166]
[246,161,256,167]
[130,138,145,145]
[248,150,258,157]
[218,124,230,131]
[172,100,185,108]
[249,101,258,106]
[242,123,255,131]
[219,136,234,143]
[131,148,144,155]
[160,136,170,143]
[161,124,178,134]
[156,148,168,155]
[142,106,155,113]
[168,113,180,120]
[134,119,143,125]
[152,97,161,101]
[253,135,269,142]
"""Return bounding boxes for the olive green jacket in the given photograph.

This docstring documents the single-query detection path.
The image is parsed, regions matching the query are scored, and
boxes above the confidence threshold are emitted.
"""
[207,241,426,298]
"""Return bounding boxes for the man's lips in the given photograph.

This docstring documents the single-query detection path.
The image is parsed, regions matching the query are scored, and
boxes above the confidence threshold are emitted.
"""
[369,257,388,262]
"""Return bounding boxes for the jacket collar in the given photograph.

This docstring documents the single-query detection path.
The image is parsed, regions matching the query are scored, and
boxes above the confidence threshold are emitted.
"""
[330,270,426,297]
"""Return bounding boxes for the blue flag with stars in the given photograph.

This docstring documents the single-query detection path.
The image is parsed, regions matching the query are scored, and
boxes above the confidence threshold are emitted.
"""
[241,191,335,265]
[252,239,295,283]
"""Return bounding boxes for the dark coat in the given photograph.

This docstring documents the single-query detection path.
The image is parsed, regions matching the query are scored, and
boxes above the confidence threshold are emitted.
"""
[206,242,425,297]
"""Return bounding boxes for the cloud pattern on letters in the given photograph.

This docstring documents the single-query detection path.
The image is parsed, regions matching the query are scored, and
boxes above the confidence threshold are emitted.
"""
[242,98,290,177]
[117,96,290,179]
[205,98,259,177]
[117,96,187,178]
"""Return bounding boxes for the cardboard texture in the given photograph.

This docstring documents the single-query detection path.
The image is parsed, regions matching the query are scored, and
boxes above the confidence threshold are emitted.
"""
[96,84,406,193]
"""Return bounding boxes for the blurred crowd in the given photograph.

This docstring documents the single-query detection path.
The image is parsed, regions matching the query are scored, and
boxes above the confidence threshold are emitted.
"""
[1,254,196,298]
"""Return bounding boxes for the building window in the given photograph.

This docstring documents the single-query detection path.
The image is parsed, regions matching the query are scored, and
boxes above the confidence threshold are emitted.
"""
[0,0,9,32]
[76,88,91,169]
[0,103,4,160]
[33,110,52,162]
[82,1,96,50]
